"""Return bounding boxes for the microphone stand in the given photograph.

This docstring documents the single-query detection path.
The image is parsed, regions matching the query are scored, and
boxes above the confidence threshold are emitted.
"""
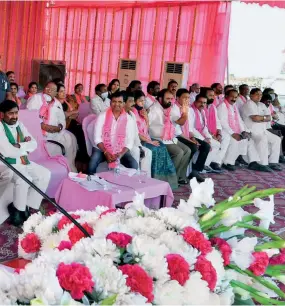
[0,153,91,238]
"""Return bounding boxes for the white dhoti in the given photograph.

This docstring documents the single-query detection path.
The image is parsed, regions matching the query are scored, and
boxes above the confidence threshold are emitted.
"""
[10,162,51,211]
[0,166,14,224]
[251,131,281,165]
[46,130,78,172]
[131,146,152,177]
[205,135,230,166]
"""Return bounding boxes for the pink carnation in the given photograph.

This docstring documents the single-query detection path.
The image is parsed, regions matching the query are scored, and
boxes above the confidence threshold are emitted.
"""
[210,237,232,266]
[249,252,269,276]
[195,255,217,291]
[119,264,154,302]
[166,254,190,285]
[269,248,285,265]
[182,227,212,255]
[57,240,72,251]
[68,223,94,245]
[106,232,132,248]
[20,233,41,254]
[99,209,117,218]
[56,262,94,300]
[58,214,80,230]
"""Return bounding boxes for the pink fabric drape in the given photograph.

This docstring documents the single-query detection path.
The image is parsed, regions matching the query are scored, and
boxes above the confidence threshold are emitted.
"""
[0,1,46,88]
[44,1,231,95]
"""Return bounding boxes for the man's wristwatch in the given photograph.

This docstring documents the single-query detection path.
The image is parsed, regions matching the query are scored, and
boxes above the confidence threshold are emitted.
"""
[58,124,63,131]
[263,115,266,121]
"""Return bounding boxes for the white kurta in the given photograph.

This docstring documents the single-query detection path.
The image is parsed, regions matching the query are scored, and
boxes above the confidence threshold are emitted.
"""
[235,95,248,115]
[188,107,226,166]
[241,100,281,165]
[217,102,260,165]
[27,93,49,110]
[128,111,152,177]
[189,92,197,105]
[94,110,135,151]
[0,121,50,211]
[43,99,78,172]
[148,102,178,144]
[144,95,157,110]
[90,95,110,115]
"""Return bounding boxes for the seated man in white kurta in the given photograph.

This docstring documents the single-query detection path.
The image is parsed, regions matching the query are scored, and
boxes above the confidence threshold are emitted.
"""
[218,89,271,172]
[90,83,110,115]
[0,100,51,227]
[39,87,78,173]
[88,91,138,174]
[241,88,282,171]
[189,94,224,173]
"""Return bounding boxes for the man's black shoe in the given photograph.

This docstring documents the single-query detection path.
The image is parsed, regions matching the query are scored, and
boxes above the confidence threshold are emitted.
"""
[8,203,24,227]
[248,162,273,172]
[269,163,282,171]
[222,164,236,171]
[188,170,205,182]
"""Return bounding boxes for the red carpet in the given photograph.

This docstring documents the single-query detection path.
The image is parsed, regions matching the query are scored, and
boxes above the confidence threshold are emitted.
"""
[1,166,285,263]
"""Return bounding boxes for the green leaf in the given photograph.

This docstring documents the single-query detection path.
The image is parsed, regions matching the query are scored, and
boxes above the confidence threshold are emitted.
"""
[255,240,285,251]
[233,294,255,305]
[136,210,144,217]
[99,294,118,305]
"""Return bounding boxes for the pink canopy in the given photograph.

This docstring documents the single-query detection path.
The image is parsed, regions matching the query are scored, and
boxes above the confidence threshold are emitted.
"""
[242,1,285,9]
[0,1,231,95]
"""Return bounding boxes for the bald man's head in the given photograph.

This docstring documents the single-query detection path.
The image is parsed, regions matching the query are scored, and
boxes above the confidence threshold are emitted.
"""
[44,82,58,98]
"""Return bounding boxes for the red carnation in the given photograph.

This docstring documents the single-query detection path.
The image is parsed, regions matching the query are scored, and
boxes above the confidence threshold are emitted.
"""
[99,209,117,218]
[182,227,212,255]
[68,223,94,245]
[106,232,132,248]
[20,233,41,254]
[269,248,285,265]
[57,240,72,251]
[210,238,232,266]
[58,214,80,230]
[195,255,217,291]
[249,252,269,276]
[119,264,154,302]
[56,262,94,300]
[165,254,190,285]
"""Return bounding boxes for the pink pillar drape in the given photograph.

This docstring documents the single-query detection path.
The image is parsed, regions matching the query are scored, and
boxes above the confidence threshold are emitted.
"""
[44,1,231,95]
[0,1,46,88]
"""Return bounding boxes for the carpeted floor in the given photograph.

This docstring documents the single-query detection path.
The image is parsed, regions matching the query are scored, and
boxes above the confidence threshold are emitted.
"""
[1,166,285,263]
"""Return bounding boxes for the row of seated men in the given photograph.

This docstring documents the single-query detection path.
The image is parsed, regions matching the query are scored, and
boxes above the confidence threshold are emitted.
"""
[1,79,285,227]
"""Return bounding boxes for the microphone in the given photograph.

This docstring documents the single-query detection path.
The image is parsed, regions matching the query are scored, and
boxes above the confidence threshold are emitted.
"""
[0,153,91,238]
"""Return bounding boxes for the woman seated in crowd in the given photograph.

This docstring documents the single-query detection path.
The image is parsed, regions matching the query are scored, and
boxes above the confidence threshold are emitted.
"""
[132,90,178,189]
[71,83,89,105]
[57,84,89,162]
[107,79,120,100]
[24,82,38,102]
[10,82,21,106]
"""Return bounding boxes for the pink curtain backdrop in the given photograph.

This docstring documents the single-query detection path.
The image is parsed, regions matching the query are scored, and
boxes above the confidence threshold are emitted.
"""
[44,1,231,95]
[242,1,285,9]
[0,1,46,88]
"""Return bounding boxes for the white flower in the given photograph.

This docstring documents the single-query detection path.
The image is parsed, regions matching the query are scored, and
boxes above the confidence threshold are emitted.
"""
[124,192,151,218]
[219,286,235,305]
[183,272,210,305]
[219,226,246,239]
[220,207,248,227]
[60,291,83,305]
[159,231,199,268]
[227,237,257,269]
[177,198,196,216]
[264,248,280,258]
[22,212,44,233]
[153,280,184,305]
[189,177,215,208]
[156,207,200,231]
[206,249,225,288]
[115,293,150,305]
[254,195,275,229]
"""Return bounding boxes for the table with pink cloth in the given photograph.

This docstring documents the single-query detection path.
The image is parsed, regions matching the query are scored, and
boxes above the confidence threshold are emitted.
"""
[55,171,174,211]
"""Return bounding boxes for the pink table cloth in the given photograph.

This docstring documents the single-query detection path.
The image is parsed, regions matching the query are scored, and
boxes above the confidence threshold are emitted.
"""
[55,171,174,211]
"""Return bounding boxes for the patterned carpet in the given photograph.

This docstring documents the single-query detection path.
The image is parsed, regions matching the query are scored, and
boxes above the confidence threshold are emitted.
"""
[1,166,285,263]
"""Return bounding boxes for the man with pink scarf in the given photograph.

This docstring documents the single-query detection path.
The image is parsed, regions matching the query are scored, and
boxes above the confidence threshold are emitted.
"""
[148,89,191,185]
[88,91,138,174]
[217,89,270,172]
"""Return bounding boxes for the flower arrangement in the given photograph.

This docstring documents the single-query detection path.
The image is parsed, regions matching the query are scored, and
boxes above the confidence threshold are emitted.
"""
[1,178,285,305]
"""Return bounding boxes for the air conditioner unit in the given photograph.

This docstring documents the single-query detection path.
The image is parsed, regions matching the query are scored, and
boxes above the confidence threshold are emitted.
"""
[162,62,190,89]
[118,59,138,90]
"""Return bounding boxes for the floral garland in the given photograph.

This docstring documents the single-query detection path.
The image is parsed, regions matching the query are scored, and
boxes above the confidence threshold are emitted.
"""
[1,178,285,305]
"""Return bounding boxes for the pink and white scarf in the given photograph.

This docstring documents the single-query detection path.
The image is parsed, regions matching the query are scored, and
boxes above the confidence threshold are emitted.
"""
[75,93,88,105]
[175,100,190,138]
[224,99,241,134]
[239,95,247,104]
[147,94,157,104]
[192,104,207,138]
[132,108,151,141]
[39,95,55,136]
[204,104,217,136]
[162,106,175,141]
[103,107,127,168]
[214,95,224,107]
